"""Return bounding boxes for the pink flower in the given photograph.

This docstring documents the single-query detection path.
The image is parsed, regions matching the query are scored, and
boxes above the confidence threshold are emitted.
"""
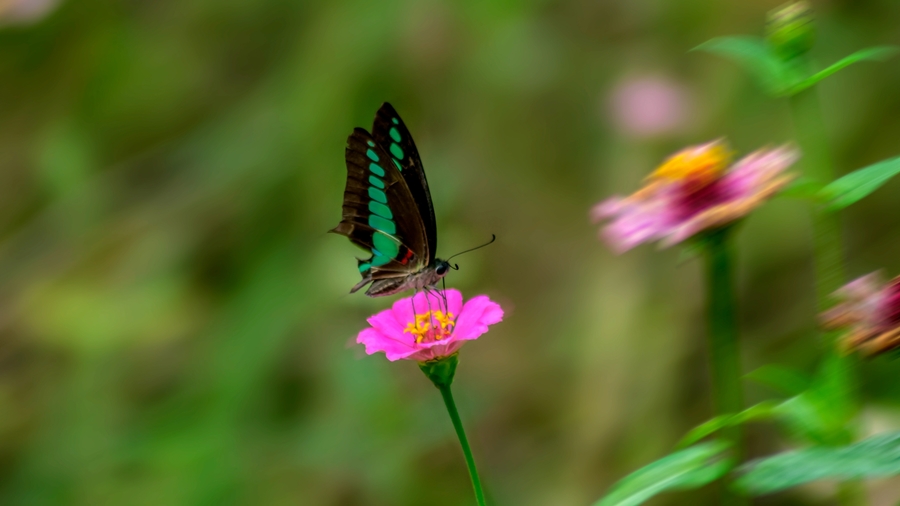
[0,0,61,25]
[608,76,688,138]
[822,272,900,356]
[592,140,798,253]
[357,289,503,362]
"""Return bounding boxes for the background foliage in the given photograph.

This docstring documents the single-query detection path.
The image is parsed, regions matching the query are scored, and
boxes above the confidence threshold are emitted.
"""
[1,0,900,504]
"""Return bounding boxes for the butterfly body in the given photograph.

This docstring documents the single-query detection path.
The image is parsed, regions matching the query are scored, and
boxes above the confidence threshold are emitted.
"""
[353,259,451,297]
[332,103,447,297]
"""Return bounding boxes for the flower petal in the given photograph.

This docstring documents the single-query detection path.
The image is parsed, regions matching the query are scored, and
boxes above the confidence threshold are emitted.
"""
[453,295,504,341]
[391,294,418,327]
[600,199,674,253]
[367,306,408,342]
[722,146,799,198]
[357,328,419,361]
[444,289,463,316]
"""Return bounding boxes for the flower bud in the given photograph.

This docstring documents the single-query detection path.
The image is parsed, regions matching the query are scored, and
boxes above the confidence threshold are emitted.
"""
[766,2,815,61]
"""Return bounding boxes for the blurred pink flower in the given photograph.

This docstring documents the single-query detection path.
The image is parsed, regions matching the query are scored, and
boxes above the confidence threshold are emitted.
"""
[0,0,61,25]
[822,272,900,356]
[357,289,503,362]
[609,76,688,137]
[592,140,798,253]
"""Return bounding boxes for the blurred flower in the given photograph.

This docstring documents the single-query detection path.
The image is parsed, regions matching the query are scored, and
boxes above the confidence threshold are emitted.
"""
[822,272,900,356]
[766,1,815,61]
[357,289,503,362]
[608,76,688,138]
[0,0,61,25]
[592,140,798,253]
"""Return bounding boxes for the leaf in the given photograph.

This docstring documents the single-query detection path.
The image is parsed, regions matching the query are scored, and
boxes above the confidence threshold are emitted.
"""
[746,364,810,396]
[678,402,778,448]
[776,177,826,203]
[821,156,900,210]
[738,432,900,495]
[773,394,832,444]
[693,36,793,95]
[763,359,854,446]
[788,46,900,94]
[594,442,734,506]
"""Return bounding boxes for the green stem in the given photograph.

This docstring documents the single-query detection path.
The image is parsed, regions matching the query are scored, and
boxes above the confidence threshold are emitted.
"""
[789,74,863,506]
[788,88,846,306]
[438,383,487,506]
[703,228,747,504]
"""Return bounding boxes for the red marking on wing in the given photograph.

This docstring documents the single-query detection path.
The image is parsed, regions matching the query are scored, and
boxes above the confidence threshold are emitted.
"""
[399,248,415,265]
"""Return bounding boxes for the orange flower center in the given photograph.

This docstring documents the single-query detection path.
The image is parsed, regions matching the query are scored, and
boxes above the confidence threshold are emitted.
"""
[650,142,732,186]
[404,310,455,344]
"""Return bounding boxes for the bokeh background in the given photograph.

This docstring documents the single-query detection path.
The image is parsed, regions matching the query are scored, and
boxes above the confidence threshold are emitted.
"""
[2,0,900,504]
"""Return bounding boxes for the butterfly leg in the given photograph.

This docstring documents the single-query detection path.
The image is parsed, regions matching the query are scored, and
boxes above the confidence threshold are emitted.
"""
[410,287,419,320]
[439,278,450,313]
[423,285,442,315]
[425,283,448,314]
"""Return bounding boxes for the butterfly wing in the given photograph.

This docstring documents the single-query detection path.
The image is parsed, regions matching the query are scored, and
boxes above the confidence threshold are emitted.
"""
[332,128,430,292]
[371,103,437,264]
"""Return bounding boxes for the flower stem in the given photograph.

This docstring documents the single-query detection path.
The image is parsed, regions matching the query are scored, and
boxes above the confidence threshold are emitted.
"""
[788,88,846,305]
[789,80,864,506]
[703,228,747,504]
[438,383,487,506]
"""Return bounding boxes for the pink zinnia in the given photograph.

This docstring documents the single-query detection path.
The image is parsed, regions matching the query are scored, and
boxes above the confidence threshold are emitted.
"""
[592,140,799,253]
[608,76,688,138]
[822,273,900,356]
[357,289,503,362]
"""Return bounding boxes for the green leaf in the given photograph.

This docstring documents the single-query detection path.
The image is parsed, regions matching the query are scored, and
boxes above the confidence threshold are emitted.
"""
[745,364,810,396]
[773,394,832,444]
[821,156,900,210]
[776,177,826,203]
[693,36,793,95]
[738,432,900,495]
[678,402,778,448]
[773,391,852,446]
[594,442,734,506]
[787,46,900,94]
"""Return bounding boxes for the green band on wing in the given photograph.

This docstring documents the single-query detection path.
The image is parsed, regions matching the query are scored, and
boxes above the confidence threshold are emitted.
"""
[393,159,402,171]
[368,175,385,189]
[371,249,392,266]
[368,214,396,235]
[366,149,379,162]
[369,162,385,177]
[367,140,375,147]
[390,143,404,160]
[368,187,387,204]
[358,262,371,272]
[389,127,401,142]
[368,201,392,219]
[372,232,400,259]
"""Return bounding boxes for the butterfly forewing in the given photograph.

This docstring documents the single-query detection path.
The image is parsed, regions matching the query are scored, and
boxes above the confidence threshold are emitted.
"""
[332,128,430,281]
[371,103,437,263]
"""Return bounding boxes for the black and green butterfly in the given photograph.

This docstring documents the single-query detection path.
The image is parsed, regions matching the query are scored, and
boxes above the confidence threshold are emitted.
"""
[331,103,452,297]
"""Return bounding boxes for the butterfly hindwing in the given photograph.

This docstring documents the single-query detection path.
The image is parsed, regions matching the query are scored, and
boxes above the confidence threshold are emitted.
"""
[332,128,430,283]
[371,103,437,263]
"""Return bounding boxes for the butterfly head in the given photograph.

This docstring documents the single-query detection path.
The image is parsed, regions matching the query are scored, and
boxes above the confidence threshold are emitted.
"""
[434,259,453,278]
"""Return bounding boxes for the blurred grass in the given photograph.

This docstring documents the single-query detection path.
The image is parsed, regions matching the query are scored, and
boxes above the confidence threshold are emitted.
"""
[1,0,900,505]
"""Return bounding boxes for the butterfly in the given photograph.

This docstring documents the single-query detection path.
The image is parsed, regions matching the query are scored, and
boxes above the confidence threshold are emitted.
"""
[331,103,452,297]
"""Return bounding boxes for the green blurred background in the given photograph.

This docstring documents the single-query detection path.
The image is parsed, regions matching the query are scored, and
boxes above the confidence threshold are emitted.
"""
[2,0,900,504]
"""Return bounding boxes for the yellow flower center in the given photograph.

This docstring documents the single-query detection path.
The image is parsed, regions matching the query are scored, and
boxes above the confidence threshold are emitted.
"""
[404,310,455,344]
[649,142,732,185]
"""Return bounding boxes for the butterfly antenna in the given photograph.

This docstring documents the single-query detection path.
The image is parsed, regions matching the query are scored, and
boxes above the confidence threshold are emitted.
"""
[445,234,497,264]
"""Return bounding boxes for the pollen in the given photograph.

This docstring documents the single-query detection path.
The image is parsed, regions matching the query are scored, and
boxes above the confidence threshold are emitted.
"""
[404,310,456,343]
[650,142,732,185]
